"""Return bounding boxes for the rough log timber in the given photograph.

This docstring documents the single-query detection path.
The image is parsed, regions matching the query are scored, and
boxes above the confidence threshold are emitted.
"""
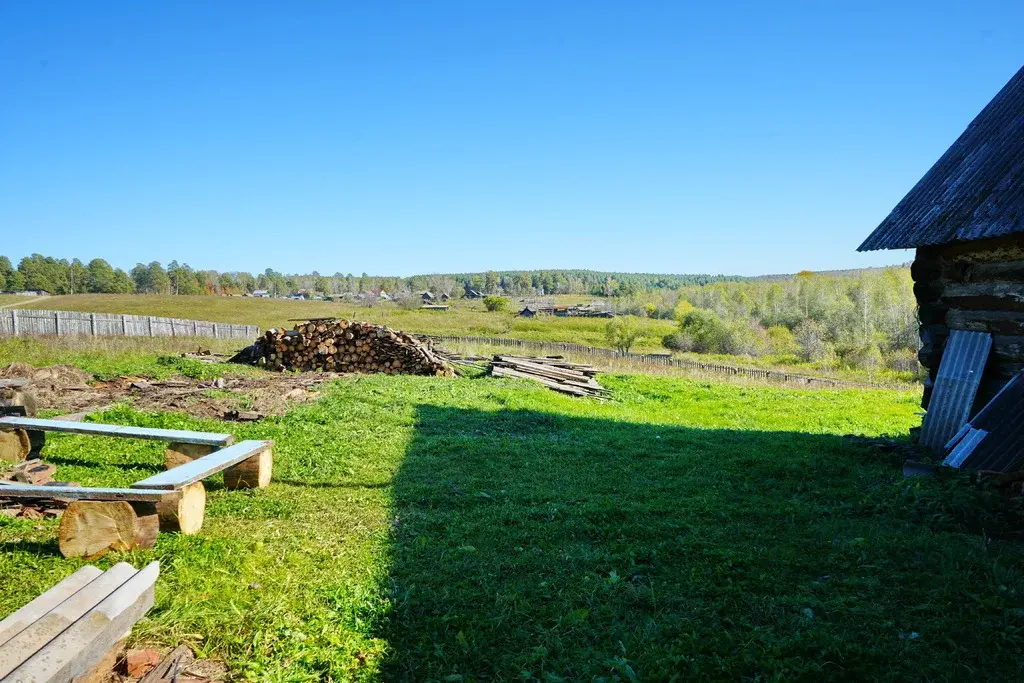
[913,233,1024,412]
[254,319,454,376]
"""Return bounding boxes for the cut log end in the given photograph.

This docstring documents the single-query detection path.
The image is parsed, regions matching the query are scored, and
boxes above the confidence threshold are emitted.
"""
[57,501,140,559]
[155,482,206,535]
[223,448,273,489]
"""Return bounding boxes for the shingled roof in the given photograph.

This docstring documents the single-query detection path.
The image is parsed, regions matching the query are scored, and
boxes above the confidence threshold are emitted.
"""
[859,65,1024,251]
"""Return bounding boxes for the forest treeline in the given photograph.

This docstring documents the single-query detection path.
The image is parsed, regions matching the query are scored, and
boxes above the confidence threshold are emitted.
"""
[615,268,919,375]
[0,254,745,297]
[1,253,917,375]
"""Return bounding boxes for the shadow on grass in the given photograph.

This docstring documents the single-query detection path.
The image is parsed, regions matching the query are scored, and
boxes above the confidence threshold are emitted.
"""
[44,455,163,473]
[0,538,62,557]
[274,479,391,490]
[380,405,1020,681]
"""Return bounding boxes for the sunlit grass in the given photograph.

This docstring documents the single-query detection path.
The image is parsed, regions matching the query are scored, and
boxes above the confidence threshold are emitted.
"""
[1,340,1020,679]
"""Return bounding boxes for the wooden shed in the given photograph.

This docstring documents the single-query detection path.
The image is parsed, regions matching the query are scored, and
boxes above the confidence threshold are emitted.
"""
[859,65,1024,413]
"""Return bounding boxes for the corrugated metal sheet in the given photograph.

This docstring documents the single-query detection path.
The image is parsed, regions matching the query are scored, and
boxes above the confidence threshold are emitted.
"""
[919,330,992,450]
[943,428,987,468]
[859,64,1024,251]
[943,373,1024,472]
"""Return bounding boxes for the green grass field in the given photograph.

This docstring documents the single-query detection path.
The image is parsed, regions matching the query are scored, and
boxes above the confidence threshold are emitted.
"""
[19,294,676,352]
[1,345,1022,680]
[0,295,34,307]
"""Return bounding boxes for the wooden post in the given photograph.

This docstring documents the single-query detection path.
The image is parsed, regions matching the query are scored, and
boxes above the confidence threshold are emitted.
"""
[223,445,273,489]
[147,316,153,336]
[53,311,60,336]
[193,320,198,336]
[10,310,17,336]
[165,442,216,470]
[120,315,127,336]
[90,313,96,336]
[213,323,219,339]
[155,483,205,534]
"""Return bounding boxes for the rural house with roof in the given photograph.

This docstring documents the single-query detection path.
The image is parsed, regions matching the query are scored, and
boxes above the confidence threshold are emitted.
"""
[859,64,1024,414]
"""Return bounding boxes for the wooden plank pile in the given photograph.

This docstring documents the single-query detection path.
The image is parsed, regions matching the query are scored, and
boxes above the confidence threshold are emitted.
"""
[0,562,158,682]
[489,355,609,398]
[254,318,454,376]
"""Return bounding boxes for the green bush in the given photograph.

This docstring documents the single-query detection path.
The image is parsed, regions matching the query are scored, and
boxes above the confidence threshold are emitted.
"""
[680,309,728,353]
[662,331,694,351]
[483,296,509,312]
[605,316,644,353]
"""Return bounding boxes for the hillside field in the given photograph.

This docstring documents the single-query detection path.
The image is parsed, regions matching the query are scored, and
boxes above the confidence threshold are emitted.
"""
[16,294,677,353]
[1,344,1022,680]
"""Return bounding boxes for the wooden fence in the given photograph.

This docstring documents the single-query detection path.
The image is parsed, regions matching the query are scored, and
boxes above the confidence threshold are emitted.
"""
[428,335,900,389]
[0,309,258,341]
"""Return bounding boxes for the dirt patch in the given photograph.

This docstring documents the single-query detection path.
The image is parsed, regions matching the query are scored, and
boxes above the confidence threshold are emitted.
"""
[0,362,91,389]
[0,363,336,421]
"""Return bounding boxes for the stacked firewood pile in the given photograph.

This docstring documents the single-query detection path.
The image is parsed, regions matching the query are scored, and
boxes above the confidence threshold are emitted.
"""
[254,318,455,376]
[489,355,609,398]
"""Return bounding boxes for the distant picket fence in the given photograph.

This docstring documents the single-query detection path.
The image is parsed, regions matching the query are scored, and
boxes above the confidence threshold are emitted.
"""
[0,309,259,341]
[429,334,895,389]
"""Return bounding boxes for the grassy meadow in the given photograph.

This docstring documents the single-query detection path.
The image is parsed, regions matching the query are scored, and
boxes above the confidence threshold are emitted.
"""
[0,295,34,307]
[1,343,1022,680]
[16,294,677,352]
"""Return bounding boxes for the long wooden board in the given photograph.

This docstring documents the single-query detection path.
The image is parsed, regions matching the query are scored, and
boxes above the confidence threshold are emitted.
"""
[0,484,167,502]
[8,562,159,683]
[130,440,272,490]
[0,566,103,648]
[0,416,234,447]
[0,563,138,678]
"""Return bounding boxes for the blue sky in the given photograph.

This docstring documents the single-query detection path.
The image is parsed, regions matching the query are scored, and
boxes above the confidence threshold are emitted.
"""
[1,2,1021,277]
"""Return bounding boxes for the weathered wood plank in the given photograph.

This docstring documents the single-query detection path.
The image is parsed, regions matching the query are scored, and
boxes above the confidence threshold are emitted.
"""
[0,416,234,447]
[0,563,138,678]
[946,309,1024,335]
[0,484,167,502]
[0,566,104,648]
[130,440,273,490]
[941,282,1024,311]
[9,562,158,683]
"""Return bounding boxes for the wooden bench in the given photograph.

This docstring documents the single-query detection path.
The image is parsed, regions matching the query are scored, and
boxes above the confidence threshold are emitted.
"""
[0,561,158,682]
[0,419,272,558]
[0,442,272,558]
[131,439,273,491]
[0,416,235,469]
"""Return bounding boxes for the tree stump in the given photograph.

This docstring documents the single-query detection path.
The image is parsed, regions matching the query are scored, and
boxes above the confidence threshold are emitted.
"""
[223,448,272,489]
[0,429,31,463]
[58,501,145,559]
[155,483,206,534]
[165,443,215,470]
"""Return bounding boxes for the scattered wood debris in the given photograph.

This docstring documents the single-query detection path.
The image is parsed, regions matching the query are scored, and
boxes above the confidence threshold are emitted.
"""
[11,459,56,485]
[251,319,454,376]
[488,355,609,398]
[221,409,264,422]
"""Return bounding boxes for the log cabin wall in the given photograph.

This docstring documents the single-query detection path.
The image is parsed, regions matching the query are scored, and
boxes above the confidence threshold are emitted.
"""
[912,232,1024,412]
